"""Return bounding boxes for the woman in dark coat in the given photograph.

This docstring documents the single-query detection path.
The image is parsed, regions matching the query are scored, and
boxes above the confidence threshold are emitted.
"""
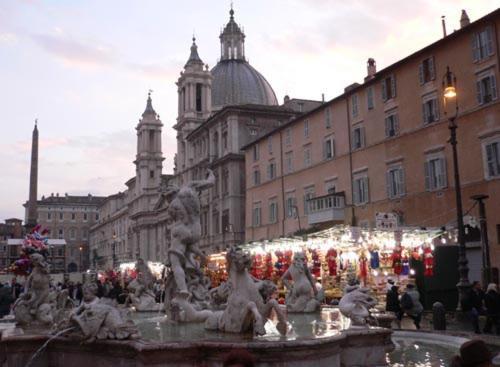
[484,283,500,335]
[386,285,402,328]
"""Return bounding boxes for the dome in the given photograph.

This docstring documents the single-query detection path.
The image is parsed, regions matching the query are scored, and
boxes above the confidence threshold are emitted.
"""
[211,60,278,108]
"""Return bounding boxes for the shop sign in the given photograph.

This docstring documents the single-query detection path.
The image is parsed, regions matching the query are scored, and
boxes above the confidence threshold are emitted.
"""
[375,212,399,230]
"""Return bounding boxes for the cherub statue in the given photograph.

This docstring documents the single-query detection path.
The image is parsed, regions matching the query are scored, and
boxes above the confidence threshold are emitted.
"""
[338,284,378,327]
[281,252,321,313]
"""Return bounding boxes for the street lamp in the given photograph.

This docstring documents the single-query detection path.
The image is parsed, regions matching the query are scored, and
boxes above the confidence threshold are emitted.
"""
[112,232,117,269]
[442,66,471,309]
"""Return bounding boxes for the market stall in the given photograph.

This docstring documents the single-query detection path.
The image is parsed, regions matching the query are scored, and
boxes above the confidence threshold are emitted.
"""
[206,225,453,305]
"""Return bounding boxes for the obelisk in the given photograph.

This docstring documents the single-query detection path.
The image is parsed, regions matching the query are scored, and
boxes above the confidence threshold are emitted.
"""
[26,120,38,232]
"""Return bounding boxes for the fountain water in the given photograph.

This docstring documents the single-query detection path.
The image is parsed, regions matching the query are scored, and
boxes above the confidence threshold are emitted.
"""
[24,327,74,367]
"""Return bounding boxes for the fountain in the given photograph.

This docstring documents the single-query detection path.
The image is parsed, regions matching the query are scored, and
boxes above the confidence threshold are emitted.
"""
[0,173,396,366]
[125,258,162,312]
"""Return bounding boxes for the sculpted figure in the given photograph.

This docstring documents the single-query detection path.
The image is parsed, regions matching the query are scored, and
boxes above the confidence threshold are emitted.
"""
[13,253,53,328]
[281,252,321,313]
[162,170,215,319]
[62,281,139,343]
[126,258,161,311]
[338,284,378,327]
[171,246,287,336]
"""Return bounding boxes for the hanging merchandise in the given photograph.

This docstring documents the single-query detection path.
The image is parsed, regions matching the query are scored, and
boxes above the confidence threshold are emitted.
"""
[359,253,368,282]
[311,249,321,278]
[401,253,410,275]
[274,250,284,276]
[369,250,380,269]
[251,254,263,279]
[284,250,293,272]
[326,248,338,276]
[264,253,274,279]
[423,244,434,277]
[392,245,403,275]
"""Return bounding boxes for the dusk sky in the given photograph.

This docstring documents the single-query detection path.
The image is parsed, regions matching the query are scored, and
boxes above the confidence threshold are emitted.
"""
[0,0,497,221]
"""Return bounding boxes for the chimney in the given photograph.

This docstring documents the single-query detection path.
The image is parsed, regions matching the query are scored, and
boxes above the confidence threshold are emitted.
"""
[366,58,376,80]
[441,15,447,38]
[460,10,470,28]
[321,93,325,103]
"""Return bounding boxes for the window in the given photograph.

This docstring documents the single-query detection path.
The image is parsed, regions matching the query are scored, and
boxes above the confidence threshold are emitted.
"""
[82,228,88,240]
[304,120,310,138]
[303,146,312,167]
[386,166,405,199]
[418,56,435,85]
[325,179,337,194]
[222,210,230,233]
[47,212,52,221]
[286,196,297,218]
[381,75,396,101]
[385,113,399,137]
[59,212,64,221]
[367,87,374,110]
[353,176,369,205]
[303,187,315,214]
[71,213,76,221]
[285,152,293,174]
[268,136,273,154]
[484,141,500,178]
[285,128,292,146]
[252,145,259,161]
[425,156,447,191]
[472,27,494,62]
[352,126,365,150]
[195,83,202,112]
[323,137,335,160]
[95,213,99,221]
[222,131,228,150]
[150,170,154,178]
[253,169,261,185]
[269,201,278,224]
[325,107,332,128]
[351,94,359,118]
[69,228,76,240]
[267,161,276,180]
[422,97,439,124]
[476,73,497,105]
[252,205,261,227]
[58,229,64,239]
[212,210,220,234]
[222,169,229,195]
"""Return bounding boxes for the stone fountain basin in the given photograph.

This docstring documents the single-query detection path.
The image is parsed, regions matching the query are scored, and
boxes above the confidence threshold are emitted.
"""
[0,309,394,367]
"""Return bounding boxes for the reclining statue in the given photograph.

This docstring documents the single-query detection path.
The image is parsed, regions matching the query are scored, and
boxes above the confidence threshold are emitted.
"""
[126,258,161,311]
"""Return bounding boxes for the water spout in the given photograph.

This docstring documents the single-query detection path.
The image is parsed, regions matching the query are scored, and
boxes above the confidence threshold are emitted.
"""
[25,327,74,367]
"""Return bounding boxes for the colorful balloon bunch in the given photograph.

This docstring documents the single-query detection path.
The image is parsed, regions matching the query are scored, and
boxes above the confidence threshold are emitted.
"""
[7,224,50,276]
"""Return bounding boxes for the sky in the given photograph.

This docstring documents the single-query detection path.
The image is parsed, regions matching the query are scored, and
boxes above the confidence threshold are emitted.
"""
[0,0,498,221]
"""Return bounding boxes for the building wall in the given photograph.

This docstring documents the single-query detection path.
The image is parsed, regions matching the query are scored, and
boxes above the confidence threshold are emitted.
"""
[245,12,500,269]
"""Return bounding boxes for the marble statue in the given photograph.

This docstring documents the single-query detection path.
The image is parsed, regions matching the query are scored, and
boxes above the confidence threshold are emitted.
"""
[172,246,287,336]
[281,252,321,313]
[162,170,215,320]
[338,284,377,327]
[126,258,161,311]
[60,280,140,343]
[13,253,53,328]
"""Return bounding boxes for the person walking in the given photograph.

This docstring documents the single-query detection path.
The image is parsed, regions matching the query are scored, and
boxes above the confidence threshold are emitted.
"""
[386,285,402,328]
[483,283,500,335]
[400,283,424,329]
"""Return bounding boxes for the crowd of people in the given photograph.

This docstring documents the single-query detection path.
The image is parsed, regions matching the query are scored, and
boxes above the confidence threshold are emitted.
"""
[464,281,500,335]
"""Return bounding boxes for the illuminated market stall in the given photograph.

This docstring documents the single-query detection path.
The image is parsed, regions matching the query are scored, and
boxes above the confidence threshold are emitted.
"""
[206,225,454,304]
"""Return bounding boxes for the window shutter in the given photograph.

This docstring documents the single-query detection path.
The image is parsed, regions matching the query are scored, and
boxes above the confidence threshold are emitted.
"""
[486,27,494,56]
[386,171,392,198]
[472,33,480,62]
[491,75,497,100]
[486,144,494,177]
[332,139,336,158]
[364,177,370,203]
[381,80,387,101]
[432,98,439,121]
[424,161,431,191]
[361,126,366,147]
[418,63,424,85]
[429,57,435,80]
[477,80,483,104]
[353,180,359,205]
[384,117,389,137]
[391,75,397,98]
[398,168,406,196]
[323,140,328,159]
[394,114,399,134]
[439,158,448,188]
[422,102,428,124]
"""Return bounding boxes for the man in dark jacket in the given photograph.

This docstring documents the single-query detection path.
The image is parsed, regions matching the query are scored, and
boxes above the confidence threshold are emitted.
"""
[386,285,402,328]
[466,281,485,334]
[0,283,14,318]
[483,283,500,335]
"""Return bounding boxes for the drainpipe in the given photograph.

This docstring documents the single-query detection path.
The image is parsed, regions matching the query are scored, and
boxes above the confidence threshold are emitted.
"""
[345,95,356,226]
[279,130,286,237]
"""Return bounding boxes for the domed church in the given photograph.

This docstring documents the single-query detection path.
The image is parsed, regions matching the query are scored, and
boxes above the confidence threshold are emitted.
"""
[172,7,320,253]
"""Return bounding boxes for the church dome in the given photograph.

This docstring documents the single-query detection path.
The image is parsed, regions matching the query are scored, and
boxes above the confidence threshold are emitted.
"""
[211,60,278,108]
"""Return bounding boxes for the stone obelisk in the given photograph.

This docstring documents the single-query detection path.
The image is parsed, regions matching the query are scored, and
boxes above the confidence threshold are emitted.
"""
[26,120,38,232]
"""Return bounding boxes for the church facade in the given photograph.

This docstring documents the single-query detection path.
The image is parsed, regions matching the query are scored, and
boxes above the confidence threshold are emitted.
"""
[89,8,318,267]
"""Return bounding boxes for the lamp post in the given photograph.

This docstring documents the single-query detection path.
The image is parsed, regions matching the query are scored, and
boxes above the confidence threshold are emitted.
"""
[442,66,471,309]
[471,194,491,285]
[112,232,117,269]
[79,246,83,271]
